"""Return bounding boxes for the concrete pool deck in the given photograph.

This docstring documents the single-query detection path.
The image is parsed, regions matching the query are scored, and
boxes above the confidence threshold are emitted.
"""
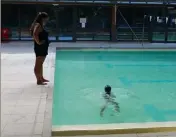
[1,41,176,137]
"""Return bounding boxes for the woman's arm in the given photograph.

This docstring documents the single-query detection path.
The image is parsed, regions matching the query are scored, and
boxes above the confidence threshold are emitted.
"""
[33,23,42,45]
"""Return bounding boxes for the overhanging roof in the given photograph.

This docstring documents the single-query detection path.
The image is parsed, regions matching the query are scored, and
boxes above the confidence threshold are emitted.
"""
[2,0,176,5]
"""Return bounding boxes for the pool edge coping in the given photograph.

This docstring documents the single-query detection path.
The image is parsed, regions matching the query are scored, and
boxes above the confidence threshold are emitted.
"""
[56,47,176,51]
[51,122,176,136]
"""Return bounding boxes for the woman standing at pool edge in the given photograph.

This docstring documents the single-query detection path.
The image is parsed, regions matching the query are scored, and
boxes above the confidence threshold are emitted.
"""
[30,12,49,85]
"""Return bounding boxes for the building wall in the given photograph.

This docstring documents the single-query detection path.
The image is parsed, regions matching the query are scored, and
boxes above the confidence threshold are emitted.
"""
[1,4,176,42]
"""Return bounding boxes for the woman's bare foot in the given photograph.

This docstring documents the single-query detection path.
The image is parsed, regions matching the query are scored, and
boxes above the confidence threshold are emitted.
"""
[37,80,47,85]
[42,78,49,82]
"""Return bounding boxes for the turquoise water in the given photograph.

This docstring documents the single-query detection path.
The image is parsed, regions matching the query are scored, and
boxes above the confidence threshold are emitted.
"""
[52,50,176,126]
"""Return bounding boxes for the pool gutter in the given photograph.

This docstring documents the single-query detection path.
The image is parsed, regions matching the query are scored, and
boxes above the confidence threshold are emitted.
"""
[56,47,176,51]
[52,122,176,136]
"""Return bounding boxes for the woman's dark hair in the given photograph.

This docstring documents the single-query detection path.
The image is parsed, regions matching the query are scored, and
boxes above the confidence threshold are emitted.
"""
[30,12,48,36]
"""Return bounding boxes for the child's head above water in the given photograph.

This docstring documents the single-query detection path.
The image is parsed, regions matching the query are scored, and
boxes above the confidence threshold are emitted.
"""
[104,85,111,95]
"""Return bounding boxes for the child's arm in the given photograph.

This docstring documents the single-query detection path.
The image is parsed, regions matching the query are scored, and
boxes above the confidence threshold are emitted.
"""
[112,101,120,112]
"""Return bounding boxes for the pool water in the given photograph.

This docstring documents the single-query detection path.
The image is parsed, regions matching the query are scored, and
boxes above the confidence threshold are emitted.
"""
[52,50,176,126]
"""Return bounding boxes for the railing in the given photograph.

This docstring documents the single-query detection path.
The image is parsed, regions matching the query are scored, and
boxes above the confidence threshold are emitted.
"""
[117,27,149,41]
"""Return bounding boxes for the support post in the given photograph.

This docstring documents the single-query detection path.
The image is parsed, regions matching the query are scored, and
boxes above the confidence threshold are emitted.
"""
[72,7,77,42]
[18,7,21,40]
[164,6,168,43]
[111,5,117,42]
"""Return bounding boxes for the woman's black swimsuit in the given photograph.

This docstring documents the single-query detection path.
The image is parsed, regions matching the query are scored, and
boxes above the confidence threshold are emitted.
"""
[34,27,49,57]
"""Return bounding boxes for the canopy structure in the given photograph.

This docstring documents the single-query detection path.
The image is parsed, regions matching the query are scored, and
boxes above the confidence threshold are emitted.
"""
[2,0,176,5]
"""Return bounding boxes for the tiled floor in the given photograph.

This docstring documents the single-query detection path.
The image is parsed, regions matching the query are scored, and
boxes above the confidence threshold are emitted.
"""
[1,42,176,137]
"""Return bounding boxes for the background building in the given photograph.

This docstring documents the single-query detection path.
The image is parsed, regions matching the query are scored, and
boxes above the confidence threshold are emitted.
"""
[2,0,176,43]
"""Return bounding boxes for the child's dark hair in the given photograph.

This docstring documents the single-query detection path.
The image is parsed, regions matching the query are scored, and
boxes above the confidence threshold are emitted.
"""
[30,12,48,36]
[105,85,111,95]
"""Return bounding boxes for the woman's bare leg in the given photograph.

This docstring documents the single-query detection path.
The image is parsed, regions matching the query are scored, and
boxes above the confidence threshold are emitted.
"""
[40,57,49,82]
[41,66,49,82]
[34,57,47,85]
[34,58,38,80]
[34,57,40,80]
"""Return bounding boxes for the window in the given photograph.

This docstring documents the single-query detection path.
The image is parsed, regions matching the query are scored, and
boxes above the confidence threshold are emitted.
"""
[2,4,20,40]
[76,6,111,41]
[57,6,73,41]
[116,7,137,41]
[20,4,37,40]
[38,5,57,41]
[167,8,176,42]
[151,8,166,42]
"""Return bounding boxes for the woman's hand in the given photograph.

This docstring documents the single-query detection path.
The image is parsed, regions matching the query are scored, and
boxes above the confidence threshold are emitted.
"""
[39,40,45,45]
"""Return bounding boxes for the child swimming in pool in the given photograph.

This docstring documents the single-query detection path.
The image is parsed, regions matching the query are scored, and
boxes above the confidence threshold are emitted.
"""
[100,85,120,117]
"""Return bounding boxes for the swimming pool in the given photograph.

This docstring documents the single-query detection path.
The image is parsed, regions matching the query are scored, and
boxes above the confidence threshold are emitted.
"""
[52,48,176,136]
